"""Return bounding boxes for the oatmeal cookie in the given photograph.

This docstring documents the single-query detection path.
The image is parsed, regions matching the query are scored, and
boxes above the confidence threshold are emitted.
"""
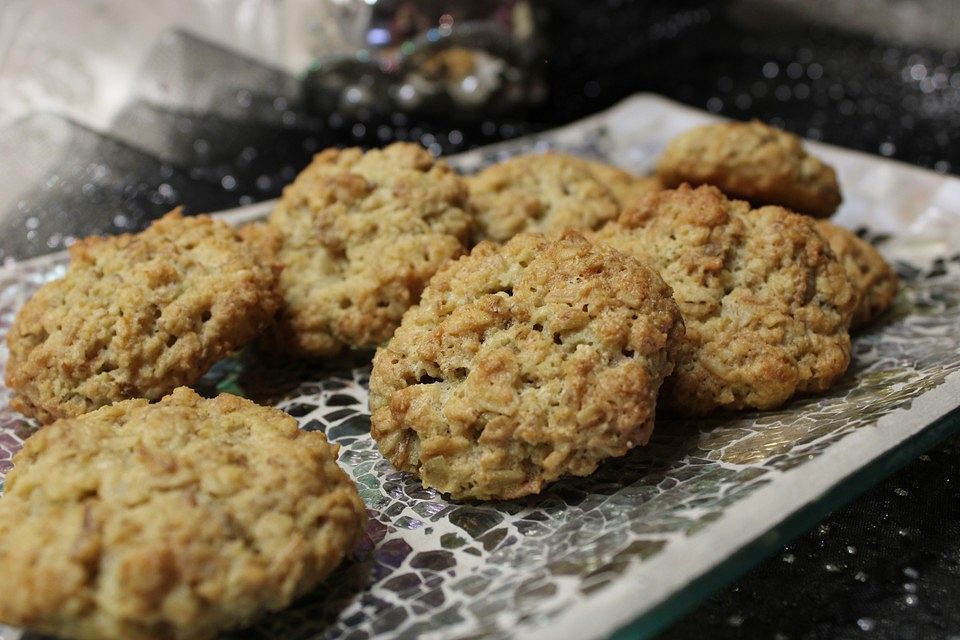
[265,142,472,357]
[369,231,684,500]
[467,153,622,242]
[814,220,899,328]
[0,387,366,640]
[594,185,856,414]
[6,211,280,424]
[580,158,664,207]
[656,120,842,217]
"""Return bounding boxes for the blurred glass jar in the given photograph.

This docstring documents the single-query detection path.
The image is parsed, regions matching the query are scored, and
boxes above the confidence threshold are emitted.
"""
[295,0,547,123]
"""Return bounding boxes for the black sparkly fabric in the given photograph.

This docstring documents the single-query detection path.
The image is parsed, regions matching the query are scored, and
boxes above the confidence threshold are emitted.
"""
[1,2,959,638]
[658,435,960,640]
[537,1,960,175]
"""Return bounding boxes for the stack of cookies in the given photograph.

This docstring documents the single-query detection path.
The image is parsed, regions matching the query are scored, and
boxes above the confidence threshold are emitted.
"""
[0,122,899,638]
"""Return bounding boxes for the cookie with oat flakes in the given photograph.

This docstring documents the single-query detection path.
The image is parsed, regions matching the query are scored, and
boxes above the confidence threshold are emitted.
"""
[578,158,664,208]
[466,152,623,243]
[656,120,842,217]
[0,387,365,640]
[593,184,856,415]
[5,211,280,424]
[264,142,472,357]
[369,230,684,500]
[814,220,899,329]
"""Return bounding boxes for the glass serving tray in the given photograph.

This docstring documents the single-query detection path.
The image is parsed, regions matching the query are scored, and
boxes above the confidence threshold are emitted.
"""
[2,94,959,640]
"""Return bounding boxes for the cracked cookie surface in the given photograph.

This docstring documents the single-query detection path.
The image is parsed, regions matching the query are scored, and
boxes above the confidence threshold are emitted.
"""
[369,231,684,500]
[467,153,623,243]
[656,120,842,217]
[594,185,856,415]
[265,142,472,357]
[0,387,366,640]
[6,211,280,424]
[814,220,899,329]
[579,158,664,208]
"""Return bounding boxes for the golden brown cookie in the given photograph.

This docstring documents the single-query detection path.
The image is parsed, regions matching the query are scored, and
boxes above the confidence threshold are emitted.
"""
[814,220,899,329]
[656,120,842,217]
[580,158,664,208]
[369,231,684,500]
[5,211,280,424]
[594,185,856,415]
[265,142,472,357]
[0,387,366,640]
[467,153,622,242]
